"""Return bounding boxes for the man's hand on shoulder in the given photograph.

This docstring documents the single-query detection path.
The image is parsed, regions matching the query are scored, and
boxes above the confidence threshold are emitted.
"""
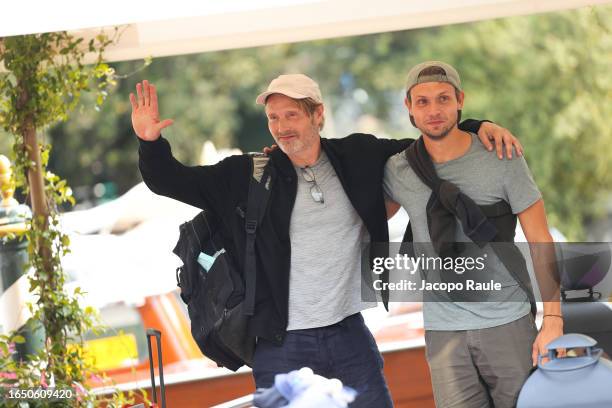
[385,199,401,220]
[477,122,524,160]
[262,144,278,155]
[130,80,174,141]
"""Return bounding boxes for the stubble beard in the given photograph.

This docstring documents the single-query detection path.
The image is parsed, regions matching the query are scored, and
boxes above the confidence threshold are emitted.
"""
[277,119,319,155]
[423,122,455,141]
[420,112,458,141]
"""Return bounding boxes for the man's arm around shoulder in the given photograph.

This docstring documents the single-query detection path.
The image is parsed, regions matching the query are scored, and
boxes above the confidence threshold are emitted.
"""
[345,119,523,160]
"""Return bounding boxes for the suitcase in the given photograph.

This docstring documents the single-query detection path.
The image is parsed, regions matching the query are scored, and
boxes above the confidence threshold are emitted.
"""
[124,328,167,408]
[146,328,167,408]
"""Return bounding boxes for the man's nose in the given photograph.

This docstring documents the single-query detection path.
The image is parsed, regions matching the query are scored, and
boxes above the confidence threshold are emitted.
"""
[278,117,291,133]
[426,102,443,117]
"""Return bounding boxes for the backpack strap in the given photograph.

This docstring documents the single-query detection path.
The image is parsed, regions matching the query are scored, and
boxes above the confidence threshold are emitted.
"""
[244,154,272,316]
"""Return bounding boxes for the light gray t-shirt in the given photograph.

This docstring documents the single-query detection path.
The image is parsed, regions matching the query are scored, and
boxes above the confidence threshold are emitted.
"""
[287,150,376,330]
[383,132,541,331]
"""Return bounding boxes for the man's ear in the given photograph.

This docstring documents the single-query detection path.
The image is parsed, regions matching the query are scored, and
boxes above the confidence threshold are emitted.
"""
[314,104,325,129]
[404,96,412,116]
[457,91,465,109]
[405,96,417,127]
[316,103,324,119]
[409,114,417,127]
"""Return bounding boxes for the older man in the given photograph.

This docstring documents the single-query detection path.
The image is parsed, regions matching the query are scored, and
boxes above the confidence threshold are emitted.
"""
[131,74,519,406]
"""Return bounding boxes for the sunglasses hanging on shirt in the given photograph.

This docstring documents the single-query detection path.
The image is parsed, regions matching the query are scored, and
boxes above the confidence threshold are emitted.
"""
[300,167,324,204]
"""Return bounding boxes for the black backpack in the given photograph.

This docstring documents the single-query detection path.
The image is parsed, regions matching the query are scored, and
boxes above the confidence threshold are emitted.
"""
[172,154,271,371]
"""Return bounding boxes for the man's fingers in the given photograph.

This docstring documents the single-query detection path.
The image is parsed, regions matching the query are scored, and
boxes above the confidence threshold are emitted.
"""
[136,82,145,107]
[481,134,493,151]
[150,84,159,114]
[476,125,493,151]
[495,137,503,159]
[262,143,280,154]
[505,133,513,159]
[156,119,174,132]
[143,80,150,107]
[515,139,524,156]
[129,93,138,110]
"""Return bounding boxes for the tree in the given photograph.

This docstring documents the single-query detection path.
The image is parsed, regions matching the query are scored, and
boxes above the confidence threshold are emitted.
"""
[0,31,137,406]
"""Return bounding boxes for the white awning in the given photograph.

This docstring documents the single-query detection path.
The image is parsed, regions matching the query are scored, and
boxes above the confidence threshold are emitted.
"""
[3,0,610,63]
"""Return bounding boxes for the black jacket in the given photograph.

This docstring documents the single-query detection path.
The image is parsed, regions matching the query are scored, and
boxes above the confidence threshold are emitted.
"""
[138,120,482,344]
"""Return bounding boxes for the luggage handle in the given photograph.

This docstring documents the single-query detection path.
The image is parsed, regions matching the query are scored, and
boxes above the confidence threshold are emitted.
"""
[146,328,167,408]
[537,333,603,371]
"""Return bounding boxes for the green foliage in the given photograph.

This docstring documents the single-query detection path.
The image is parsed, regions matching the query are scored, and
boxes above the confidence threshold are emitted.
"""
[35,6,611,240]
[1,330,143,407]
[0,32,117,134]
[0,30,139,406]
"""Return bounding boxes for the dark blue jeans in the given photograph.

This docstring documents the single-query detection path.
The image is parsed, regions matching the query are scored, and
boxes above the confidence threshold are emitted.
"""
[252,313,393,407]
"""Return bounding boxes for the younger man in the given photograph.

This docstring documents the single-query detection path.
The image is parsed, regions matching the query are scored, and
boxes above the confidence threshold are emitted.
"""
[383,61,563,407]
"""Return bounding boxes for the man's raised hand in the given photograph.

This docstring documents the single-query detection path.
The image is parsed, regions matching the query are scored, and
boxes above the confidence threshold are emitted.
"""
[130,80,174,141]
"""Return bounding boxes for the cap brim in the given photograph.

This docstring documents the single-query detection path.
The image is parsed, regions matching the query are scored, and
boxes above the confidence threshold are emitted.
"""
[255,90,311,105]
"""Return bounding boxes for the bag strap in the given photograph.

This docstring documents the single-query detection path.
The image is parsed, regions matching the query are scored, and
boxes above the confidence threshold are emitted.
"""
[244,154,272,316]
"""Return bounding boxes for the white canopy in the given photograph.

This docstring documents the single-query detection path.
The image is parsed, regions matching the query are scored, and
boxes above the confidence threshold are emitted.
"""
[2,0,610,63]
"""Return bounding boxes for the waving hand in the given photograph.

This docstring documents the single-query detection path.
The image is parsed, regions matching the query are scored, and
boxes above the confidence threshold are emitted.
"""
[130,80,174,141]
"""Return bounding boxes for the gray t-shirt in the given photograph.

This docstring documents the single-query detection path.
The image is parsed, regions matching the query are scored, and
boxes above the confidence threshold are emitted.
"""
[287,150,376,330]
[383,132,541,330]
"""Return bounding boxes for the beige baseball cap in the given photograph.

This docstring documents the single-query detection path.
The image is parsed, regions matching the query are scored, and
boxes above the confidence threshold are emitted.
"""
[405,61,462,94]
[256,74,323,105]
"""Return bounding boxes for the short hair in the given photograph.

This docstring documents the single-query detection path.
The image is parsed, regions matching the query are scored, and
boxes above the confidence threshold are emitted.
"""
[406,66,462,103]
[294,97,325,131]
